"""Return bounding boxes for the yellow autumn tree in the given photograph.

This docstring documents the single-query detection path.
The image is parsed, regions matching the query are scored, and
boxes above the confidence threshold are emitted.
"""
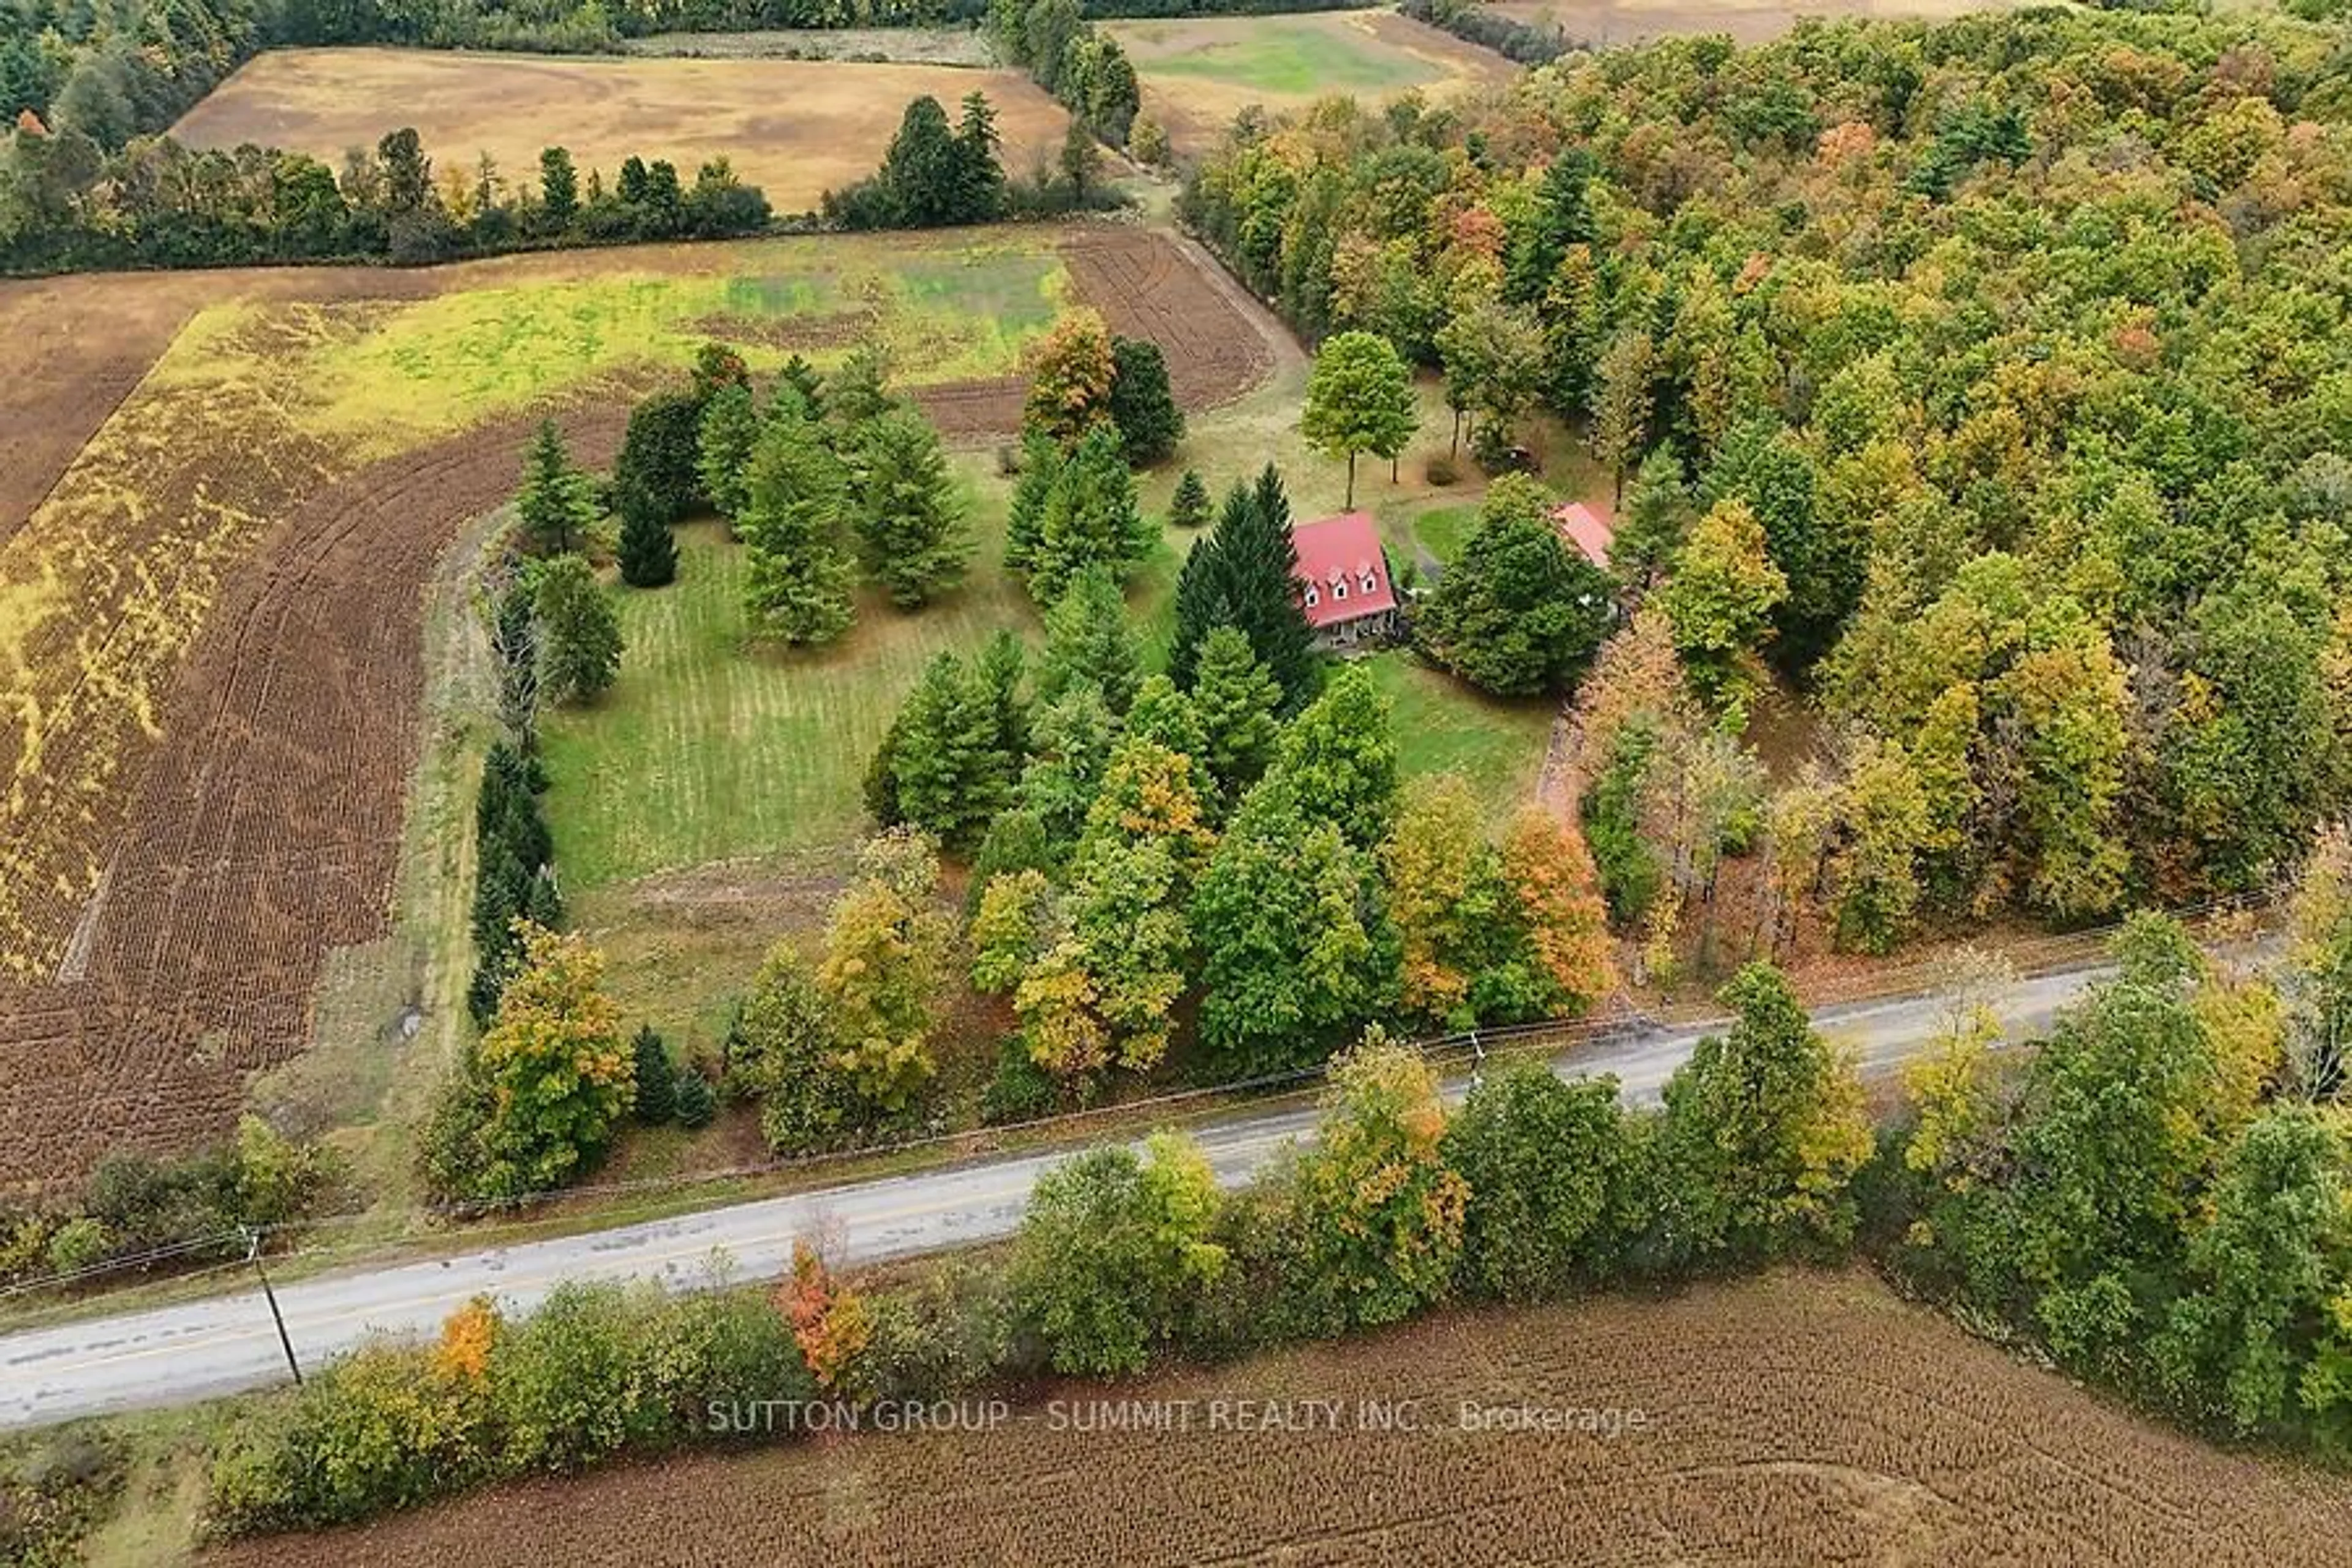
[476,922,633,1199]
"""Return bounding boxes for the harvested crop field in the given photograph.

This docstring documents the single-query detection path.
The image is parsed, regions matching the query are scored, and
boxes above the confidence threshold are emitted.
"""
[206,1271,2352,1567]
[168,47,1072,216]
[1105,10,1515,155]
[0,225,1275,1186]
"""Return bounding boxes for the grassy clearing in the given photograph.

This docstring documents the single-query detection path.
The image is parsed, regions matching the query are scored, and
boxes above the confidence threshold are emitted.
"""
[295,239,1068,459]
[1366,651,1555,813]
[537,470,1033,889]
[1128,15,1439,96]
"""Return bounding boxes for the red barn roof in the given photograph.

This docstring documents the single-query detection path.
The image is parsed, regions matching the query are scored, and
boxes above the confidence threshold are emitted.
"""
[1551,501,1615,569]
[1290,511,1397,629]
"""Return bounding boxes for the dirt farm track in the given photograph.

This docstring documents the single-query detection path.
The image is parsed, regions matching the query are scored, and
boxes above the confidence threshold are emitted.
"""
[0,227,1275,1188]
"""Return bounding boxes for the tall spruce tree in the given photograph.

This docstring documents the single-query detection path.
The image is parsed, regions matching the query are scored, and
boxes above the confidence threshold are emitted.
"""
[1169,469,1212,529]
[854,407,971,607]
[516,418,598,556]
[1026,423,1152,605]
[740,417,856,644]
[534,554,624,703]
[890,650,1014,848]
[1038,568,1142,715]
[631,1025,677,1125]
[616,481,679,587]
[1190,624,1284,799]
[696,381,761,525]
[1169,471,1319,712]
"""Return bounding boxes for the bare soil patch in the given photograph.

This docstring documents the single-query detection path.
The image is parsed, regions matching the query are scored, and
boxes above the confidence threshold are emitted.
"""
[205,1270,2352,1567]
[168,48,1072,216]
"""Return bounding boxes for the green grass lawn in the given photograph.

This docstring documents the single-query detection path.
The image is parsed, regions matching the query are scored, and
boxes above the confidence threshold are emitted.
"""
[538,482,1038,889]
[1128,16,1444,97]
[1362,650,1555,814]
[1409,503,1475,569]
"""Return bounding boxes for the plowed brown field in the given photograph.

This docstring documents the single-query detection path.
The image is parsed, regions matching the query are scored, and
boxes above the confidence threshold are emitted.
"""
[205,1271,2352,1567]
[0,226,1274,1187]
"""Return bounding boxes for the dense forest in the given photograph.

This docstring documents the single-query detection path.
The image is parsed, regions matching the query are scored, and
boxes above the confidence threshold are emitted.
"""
[1188,7,2352,964]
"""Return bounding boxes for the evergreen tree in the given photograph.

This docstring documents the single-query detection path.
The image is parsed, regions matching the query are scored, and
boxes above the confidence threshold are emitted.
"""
[740,418,856,644]
[1505,147,1596,306]
[1169,469,1212,529]
[1003,429,1066,581]
[1167,533,1238,691]
[977,628,1031,766]
[1610,445,1693,590]
[1170,469,1319,712]
[853,407,971,608]
[1026,423,1152,605]
[773,354,828,423]
[1038,568,1142,714]
[631,1025,676,1125]
[1108,336,1185,467]
[615,482,679,589]
[829,341,900,431]
[538,146,579,230]
[1190,625,1284,799]
[533,554,624,704]
[696,381,761,525]
[613,388,704,525]
[952,90,1008,222]
[875,95,963,225]
[516,418,598,556]
[890,651,1015,848]
[673,1068,717,1128]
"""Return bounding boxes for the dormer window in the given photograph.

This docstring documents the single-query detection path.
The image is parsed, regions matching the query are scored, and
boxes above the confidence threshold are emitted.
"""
[1333,578,1348,601]
[1361,570,1378,594]
[1304,586,1320,608]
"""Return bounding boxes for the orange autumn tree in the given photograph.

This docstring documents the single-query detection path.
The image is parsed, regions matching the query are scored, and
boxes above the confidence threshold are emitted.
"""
[1502,805,1615,1014]
[780,1240,872,1398]
[434,1295,501,1384]
[1020,307,1117,447]
[1382,775,1614,1030]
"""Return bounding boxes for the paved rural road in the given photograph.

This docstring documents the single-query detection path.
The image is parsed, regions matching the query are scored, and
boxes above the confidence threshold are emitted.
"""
[0,960,2110,1431]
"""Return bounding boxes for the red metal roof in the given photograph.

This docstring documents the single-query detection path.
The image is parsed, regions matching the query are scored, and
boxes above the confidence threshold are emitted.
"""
[1551,501,1615,569]
[1291,512,1398,629]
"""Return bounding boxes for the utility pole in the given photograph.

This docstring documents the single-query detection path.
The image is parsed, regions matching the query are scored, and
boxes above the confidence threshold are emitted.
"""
[243,1226,303,1387]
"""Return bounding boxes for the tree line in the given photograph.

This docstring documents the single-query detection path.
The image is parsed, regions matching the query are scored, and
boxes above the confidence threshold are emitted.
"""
[205,859,2352,1538]
[986,0,1142,149]
[822,88,1120,233]
[1185,6,2352,967]
[0,118,772,272]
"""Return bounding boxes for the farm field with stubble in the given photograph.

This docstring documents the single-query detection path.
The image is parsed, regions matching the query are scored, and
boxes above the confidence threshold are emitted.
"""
[203,1271,2352,1568]
[167,48,1074,215]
